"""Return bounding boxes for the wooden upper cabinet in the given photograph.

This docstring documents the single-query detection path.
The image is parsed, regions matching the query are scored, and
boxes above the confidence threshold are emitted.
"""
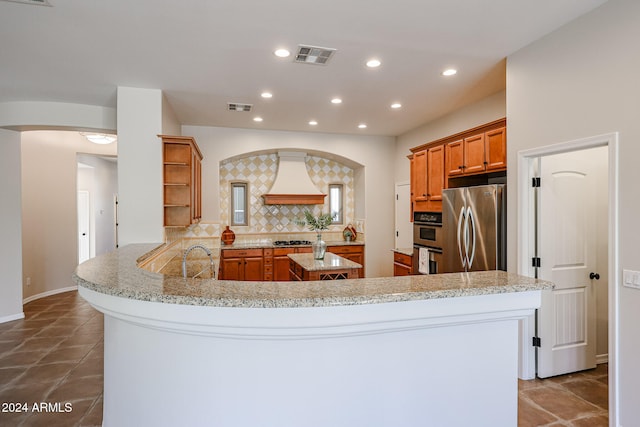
[484,126,507,171]
[446,139,464,176]
[463,133,486,174]
[160,135,203,227]
[413,150,428,201]
[426,144,445,201]
[444,124,507,178]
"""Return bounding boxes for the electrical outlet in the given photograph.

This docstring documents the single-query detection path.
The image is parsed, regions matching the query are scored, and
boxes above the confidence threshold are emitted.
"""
[623,269,640,289]
[26,277,31,287]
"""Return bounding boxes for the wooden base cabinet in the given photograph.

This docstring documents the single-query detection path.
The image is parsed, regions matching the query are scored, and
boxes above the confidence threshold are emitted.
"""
[393,251,413,276]
[160,135,203,227]
[327,245,365,277]
[219,249,264,281]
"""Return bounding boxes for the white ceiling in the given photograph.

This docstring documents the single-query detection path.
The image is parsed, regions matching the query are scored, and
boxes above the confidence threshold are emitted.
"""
[0,0,606,137]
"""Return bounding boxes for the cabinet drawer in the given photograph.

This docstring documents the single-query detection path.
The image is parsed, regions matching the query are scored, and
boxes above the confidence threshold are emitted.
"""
[274,248,295,256]
[221,248,263,258]
[393,252,412,266]
[264,264,273,273]
[263,248,273,256]
[328,245,363,254]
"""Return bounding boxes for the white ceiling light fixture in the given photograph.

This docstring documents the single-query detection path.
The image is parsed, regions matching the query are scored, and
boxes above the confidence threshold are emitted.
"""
[81,132,116,145]
[391,103,402,109]
[274,48,290,58]
[358,124,367,129]
[331,98,342,104]
[261,92,273,99]
[366,59,381,68]
[308,120,318,126]
[442,68,457,76]
[294,45,336,65]
[253,117,263,122]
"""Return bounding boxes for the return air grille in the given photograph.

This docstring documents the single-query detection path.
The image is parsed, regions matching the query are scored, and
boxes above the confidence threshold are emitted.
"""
[227,103,252,112]
[294,45,336,65]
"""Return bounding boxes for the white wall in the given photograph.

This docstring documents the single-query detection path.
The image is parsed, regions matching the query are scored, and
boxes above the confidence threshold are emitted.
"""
[21,131,116,300]
[0,129,24,322]
[507,0,637,422]
[395,90,506,183]
[183,125,396,278]
[116,87,164,246]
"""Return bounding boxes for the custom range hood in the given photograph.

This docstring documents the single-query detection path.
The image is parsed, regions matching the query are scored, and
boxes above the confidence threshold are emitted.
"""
[261,151,326,205]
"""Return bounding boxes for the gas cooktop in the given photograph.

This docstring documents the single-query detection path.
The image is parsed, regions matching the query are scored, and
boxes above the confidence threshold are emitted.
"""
[273,240,312,246]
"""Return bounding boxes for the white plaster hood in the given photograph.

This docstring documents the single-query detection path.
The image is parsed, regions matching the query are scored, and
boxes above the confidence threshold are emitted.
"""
[261,151,326,205]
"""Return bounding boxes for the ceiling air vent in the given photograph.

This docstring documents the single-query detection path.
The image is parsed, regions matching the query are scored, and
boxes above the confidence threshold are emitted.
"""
[0,0,52,6]
[227,103,252,112]
[294,45,336,65]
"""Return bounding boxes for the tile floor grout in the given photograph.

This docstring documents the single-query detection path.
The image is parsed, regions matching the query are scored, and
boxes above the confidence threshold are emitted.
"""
[1,290,608,427]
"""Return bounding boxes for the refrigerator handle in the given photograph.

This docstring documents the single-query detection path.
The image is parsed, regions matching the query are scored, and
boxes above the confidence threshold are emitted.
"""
[467,206,476,269]
[457,206,466,268]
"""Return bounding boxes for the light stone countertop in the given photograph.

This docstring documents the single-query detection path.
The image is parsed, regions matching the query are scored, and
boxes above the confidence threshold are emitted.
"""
[288,252,362,271]
[392,247,414,256]
[221,240,365,250]
[73,244,554,308]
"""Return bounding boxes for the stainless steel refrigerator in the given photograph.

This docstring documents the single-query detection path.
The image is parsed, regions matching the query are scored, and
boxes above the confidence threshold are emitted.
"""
[441,184,506,273]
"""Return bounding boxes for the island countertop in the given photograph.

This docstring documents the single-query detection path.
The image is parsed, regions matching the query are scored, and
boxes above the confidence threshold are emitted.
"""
[288,252,363,271]
[73,244,553,308]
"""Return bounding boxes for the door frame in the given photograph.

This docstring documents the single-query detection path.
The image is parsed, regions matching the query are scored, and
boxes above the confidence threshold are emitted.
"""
[517,132,619,423]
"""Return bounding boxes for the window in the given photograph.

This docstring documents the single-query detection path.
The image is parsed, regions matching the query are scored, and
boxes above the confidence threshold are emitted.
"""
[329,184,343,224]
[231,182,248,226]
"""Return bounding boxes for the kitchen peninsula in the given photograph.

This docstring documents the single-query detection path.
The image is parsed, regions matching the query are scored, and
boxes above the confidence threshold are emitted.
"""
[74,244,553,427]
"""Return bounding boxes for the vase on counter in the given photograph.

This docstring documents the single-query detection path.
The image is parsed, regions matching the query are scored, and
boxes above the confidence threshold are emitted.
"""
[221,226,236,245]
[312,233,327,260]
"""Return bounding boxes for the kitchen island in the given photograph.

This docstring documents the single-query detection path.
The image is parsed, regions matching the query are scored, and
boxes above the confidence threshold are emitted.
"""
[74,244,553,427]
[288,252,362,280]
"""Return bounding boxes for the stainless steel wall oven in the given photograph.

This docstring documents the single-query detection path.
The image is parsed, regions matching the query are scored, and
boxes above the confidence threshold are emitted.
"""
[412,211,443,274]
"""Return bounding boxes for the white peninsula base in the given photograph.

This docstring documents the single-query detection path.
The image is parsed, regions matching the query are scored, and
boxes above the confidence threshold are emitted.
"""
[80,287,540,427]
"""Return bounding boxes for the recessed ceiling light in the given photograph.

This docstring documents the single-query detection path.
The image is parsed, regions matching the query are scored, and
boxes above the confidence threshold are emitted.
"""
[366,59,381,68]
[309,120,318,126]
[274,48,290,58]
[331,98,342,104]
[253,117,263,122]
[80,133,117,145]
[442,68,457,76]
[391,103,402,109]
[358,124,367,129]
[261,92,273,99]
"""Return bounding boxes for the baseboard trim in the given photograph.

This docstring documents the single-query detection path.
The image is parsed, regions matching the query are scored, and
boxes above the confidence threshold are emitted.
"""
[0,312,25,324]
[596,354,608,365]
[23,285,78,304]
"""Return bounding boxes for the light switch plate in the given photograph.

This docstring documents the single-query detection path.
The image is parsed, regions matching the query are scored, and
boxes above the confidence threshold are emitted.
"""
[623,269,640,289]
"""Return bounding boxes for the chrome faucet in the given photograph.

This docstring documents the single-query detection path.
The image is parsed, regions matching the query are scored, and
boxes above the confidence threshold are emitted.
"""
[182,244,215,279]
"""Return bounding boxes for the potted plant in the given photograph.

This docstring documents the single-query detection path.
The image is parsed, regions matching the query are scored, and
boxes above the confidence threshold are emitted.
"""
[296,210,332,259]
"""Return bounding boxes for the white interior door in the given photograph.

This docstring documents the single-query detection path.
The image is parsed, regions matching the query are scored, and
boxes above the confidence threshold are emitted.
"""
[78,190,90,264]
[395,182,412,249]
[537,148,603,378]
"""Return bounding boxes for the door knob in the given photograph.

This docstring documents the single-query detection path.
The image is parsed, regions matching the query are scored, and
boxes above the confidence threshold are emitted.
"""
[589,272,600,280]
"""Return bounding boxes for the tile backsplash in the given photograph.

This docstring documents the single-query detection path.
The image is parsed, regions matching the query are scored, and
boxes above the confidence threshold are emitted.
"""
[219,153,355,234]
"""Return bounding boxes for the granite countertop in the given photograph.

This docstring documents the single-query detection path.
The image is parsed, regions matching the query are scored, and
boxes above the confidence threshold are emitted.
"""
[222,240,364,250]
[392,248,414,256]
[288,252,362,271]
[74,244,554,308]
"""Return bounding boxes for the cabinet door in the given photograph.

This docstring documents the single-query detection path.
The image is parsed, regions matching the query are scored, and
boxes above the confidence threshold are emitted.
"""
[484,127,507,171]
[394,262,412,276]
[446,140,464,176]
[220,257,242,280]
[426,144,445,201]
[463,134,486,174]
[412,150,428,201]
[244,256,264,281]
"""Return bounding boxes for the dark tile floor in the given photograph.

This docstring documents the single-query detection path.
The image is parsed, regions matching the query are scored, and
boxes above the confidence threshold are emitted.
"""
[0,291,609,427]
[0,291,103,427]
